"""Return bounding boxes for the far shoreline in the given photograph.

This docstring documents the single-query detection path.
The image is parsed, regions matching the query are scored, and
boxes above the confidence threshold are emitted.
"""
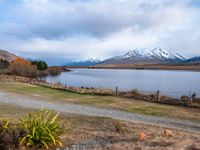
[64,63,200,72]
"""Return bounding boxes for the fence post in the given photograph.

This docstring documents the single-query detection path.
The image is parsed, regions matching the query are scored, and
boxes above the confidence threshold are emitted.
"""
[156,90,160,102]
[100,87,102,95]
[116,86,118,97]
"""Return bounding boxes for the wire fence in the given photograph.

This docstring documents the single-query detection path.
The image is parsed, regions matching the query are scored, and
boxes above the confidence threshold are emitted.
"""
[1,74,200,108]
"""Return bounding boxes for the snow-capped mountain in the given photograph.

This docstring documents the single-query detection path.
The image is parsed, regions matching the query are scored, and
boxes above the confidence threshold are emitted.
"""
[65,48,186,67]
[100,48,185,65]
[65,58,101,66]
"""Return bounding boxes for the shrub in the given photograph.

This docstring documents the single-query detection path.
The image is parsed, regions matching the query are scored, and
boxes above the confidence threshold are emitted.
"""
[19,110,63,149]
[0,120,23,150]
[180,95,192,106]
[48,67,62,76]
[9,58,38,77]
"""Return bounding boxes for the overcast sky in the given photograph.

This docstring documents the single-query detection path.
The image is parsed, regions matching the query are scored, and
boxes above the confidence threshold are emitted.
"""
[0,0,200,65]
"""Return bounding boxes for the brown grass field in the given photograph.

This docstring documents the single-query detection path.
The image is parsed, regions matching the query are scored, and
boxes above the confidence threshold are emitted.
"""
[94,63,200,71]
[0,104,200,150]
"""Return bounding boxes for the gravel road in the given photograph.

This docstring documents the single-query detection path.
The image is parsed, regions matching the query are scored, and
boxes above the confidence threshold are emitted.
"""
[0,91,200,132]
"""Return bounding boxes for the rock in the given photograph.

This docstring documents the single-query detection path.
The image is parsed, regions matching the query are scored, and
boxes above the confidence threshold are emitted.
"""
[164,129,173,137]
[138,132,146,141]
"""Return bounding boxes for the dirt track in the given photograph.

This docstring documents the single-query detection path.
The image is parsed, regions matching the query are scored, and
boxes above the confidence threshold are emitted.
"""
[0,91,199,132]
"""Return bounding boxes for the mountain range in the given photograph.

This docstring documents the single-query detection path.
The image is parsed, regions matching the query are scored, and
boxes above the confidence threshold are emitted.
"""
[65,58,101,67]
[99,48,186,65]
[1,48,200,67]
[67,48,191,66]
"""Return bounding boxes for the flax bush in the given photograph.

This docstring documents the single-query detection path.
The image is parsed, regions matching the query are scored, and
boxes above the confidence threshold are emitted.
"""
[19,110,63,149]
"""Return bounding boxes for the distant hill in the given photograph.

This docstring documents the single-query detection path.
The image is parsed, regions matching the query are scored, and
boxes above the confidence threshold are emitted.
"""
[184,56,200,64]
[0,50,19,70]
[0,50,18,62]
[65,58,101,67]
[98,48,185,66]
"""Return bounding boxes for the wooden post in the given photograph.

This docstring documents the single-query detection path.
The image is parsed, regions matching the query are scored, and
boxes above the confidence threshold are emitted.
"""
[116,86,118,97]
[100,87,102,95]
[156,90,160,102]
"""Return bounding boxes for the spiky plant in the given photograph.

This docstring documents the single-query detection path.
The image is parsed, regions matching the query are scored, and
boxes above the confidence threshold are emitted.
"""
[19,110,63,149]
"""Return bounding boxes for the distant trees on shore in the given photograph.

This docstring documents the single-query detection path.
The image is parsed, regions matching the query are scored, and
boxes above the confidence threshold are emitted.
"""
[31,60,48,70]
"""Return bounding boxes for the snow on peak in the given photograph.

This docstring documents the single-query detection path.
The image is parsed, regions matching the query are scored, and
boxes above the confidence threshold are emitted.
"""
[149,48,185,60]
[111,48,185,60]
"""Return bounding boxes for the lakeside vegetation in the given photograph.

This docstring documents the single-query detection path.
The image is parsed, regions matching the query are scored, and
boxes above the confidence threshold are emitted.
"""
[0,57,69,77]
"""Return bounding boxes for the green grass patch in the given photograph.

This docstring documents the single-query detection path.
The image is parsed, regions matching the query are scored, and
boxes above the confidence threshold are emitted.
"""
[73,97,115,105]
[1,81,200,121]
[0,81,115,105]
[124,106,167,116]
[0,81,83,98]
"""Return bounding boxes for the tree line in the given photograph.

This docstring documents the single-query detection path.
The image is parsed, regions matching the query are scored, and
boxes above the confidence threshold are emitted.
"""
[31,60,48,70]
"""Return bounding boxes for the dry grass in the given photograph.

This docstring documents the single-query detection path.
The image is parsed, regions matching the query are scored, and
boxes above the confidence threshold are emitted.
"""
[1,81,200,122]
[61,115,200,150]
[0,104,37,121]
[94,63,200,71]
[0,104,199,150]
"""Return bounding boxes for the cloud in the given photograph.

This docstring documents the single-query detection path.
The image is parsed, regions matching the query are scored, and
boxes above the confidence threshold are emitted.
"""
[2,0,192,39]
[0,0,200,64]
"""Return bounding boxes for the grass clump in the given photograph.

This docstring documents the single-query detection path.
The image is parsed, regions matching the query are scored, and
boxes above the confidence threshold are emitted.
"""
[19,110,64,149]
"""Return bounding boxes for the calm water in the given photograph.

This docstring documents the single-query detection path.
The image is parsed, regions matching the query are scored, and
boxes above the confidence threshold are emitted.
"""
[41,68,200,97]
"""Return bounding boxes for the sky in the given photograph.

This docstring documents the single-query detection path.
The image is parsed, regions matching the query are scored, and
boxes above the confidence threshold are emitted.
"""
[0,0,200,65]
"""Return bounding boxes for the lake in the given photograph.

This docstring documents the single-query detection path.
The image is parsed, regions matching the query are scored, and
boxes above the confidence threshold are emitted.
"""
[41,68,200,97]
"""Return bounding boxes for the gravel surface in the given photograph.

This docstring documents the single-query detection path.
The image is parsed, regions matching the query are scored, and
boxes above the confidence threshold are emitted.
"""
[0,91,200,132]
